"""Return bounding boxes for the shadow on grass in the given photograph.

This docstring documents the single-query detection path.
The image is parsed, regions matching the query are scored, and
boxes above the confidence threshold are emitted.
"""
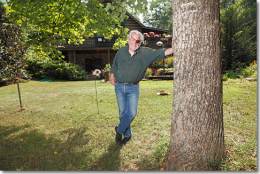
[136,154,167,171]
[90,142,123,171]
[136,142,169,171]
[0,125,91,171]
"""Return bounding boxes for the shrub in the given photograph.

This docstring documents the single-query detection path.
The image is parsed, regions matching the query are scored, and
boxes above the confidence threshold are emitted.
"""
[223,71,240,79]
[26,59,86,80]
[0,6,26,84]
[150,60,164,69]
[150,56,174,69]
[222,74,229,81]
[103,64,111,72]
[240,61,257,78]
[222,61,257,80]
[164,56,174,68]
[145,68,153,78]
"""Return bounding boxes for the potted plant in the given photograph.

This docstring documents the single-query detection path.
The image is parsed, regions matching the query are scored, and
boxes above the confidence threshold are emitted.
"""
[103,64,111,82]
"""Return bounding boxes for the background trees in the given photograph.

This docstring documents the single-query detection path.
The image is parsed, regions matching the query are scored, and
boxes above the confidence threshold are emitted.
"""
[143,0,256,72]
[5,0,148,49]
[143,0,172,32]
[220,0,256,71]
[2,0,255,79]
[5,0,129,51]
[1,0,148,82]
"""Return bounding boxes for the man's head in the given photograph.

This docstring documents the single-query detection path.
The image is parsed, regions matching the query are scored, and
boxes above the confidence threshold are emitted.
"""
[128,30,144,51]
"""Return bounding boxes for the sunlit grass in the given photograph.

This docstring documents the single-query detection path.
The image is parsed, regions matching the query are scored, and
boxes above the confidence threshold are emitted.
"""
[221,79,257,171]
[0,79,256,171]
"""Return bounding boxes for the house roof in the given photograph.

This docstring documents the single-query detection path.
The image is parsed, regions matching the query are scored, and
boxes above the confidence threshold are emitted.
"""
[98,0,169,33]
[126,12,169,34]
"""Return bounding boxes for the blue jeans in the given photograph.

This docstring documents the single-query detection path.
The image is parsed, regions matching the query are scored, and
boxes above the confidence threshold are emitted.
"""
[115,82,139,138]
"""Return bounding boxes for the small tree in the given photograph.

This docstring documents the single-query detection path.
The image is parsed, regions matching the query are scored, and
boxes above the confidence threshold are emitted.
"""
[0,3,25,81]
[0,3,26,109]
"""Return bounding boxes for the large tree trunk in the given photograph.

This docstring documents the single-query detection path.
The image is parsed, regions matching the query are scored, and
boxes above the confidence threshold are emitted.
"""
[167,0,224,171]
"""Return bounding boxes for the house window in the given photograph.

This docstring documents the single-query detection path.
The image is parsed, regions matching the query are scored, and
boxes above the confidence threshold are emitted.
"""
[97,37,103,42]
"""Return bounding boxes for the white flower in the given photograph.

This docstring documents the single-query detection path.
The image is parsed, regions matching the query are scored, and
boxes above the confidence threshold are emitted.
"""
[156,41,163,47]
[92,69,102,77]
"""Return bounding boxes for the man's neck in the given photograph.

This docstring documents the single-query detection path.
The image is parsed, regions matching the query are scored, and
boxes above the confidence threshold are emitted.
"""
[128,49,135,56]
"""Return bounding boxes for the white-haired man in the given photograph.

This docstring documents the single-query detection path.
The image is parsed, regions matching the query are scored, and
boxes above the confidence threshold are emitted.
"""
[110,30,173,145]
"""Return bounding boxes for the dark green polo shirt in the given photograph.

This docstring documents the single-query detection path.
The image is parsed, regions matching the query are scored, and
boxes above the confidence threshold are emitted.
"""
[111,45,165,83]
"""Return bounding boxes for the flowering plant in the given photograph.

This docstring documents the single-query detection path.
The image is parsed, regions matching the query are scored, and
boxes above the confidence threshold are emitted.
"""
[92,69,102,77]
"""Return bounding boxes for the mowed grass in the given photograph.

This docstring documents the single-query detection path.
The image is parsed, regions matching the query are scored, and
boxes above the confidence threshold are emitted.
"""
[0,79,256,171]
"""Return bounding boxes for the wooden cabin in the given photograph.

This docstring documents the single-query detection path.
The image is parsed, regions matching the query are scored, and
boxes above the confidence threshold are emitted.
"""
[58,13,172,74]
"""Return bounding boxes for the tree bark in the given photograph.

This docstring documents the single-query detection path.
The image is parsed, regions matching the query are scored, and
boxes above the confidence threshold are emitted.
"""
[167,0,224,171]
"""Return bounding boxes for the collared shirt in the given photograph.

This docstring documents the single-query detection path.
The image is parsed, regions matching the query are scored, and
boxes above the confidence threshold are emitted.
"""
[111,45,165,83]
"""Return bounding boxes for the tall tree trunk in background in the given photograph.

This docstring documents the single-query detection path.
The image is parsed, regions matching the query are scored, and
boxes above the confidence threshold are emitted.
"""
[167,0,224,170]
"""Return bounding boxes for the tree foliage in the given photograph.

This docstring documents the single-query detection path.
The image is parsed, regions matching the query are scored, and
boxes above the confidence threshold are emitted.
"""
[142,0,256,72]
[143,0,172,32]
[1,0,148,80]
[220,0,256,71]
[5,0,120,48]
[4,0,148,49]
[0,2,26,83]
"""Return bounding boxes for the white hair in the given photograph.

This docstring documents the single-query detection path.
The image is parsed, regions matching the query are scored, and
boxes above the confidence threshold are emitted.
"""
[128,30,144,43]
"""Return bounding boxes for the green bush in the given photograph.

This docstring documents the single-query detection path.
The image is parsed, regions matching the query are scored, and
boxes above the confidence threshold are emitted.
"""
[103,63,111,73]
[145,68,153,78]
[26,59,86,80]
[240,61,257,78]
[223,71,240,79]
[222,74,228,81]
[222,61,257,81]
[164,56,174,68]
[150,56,174,69]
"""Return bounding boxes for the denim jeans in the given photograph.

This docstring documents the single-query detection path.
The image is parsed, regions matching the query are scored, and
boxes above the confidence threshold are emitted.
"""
[115,82,139,138]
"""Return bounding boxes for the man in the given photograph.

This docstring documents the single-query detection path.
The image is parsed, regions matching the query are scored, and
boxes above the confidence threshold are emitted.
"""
[110,30,173,145]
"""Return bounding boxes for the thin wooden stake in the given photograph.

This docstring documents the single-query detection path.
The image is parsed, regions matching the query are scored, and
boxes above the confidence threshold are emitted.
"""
[16,82,23,110]
[94,79,99,114]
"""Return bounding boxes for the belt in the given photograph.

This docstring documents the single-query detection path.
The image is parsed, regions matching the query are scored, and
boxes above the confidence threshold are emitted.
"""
[118,82,139,85]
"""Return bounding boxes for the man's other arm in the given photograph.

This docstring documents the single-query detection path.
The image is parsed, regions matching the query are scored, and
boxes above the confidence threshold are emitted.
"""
[109,73,116,86]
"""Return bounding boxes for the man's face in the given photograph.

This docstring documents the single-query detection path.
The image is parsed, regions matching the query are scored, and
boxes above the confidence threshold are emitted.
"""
[128,33,141,51]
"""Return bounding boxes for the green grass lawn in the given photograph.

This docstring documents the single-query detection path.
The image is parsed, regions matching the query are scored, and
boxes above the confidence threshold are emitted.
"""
[0,79,256,171]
